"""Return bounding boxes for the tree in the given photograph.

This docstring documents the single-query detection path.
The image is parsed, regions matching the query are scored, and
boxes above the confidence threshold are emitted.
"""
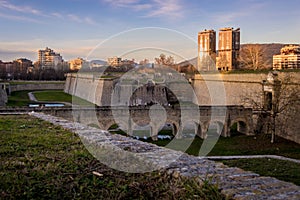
[239,44,269,70]
[242,72,300,143]
[154,54,175,66]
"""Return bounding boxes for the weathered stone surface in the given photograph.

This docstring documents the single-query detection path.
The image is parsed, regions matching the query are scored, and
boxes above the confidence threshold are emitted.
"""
[29,112,300,199]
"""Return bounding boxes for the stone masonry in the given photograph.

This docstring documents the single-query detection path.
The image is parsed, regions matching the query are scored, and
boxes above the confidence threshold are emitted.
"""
[29,112,300,199]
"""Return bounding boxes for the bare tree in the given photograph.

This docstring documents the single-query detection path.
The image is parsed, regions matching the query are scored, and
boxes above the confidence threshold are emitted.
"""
[155,54,175,66]
[239,44,269,70]
[242,72,300,143]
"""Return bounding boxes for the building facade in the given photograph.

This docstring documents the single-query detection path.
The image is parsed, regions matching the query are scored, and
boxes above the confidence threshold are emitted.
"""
[38,47,64,70]
[273,45,300,70]
[216,27,240,71]
[69,58,88,71]
[197,29,216,71]
[107,56,122,67]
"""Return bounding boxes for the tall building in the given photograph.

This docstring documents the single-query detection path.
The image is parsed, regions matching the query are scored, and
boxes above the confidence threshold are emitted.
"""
[197,29,216,71]
[38,47,64,70]
[273,45,300,70]
[107,56,122,67]
[216,27,240,71]
[69,58,88,71]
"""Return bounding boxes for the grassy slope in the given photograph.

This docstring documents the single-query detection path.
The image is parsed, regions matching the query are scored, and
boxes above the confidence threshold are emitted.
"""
[7,90,95,106]
[148,134,300,159]
[33,90,72,102]
[6,90,34,106]
[0,115,223,199]
[222,158,300,186]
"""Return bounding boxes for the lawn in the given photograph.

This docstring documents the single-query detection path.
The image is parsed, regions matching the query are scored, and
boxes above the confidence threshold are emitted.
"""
[0,115,223,199]
[111,129,300,185]
[222,158,300,186]
[6,90,34,106]
[33,90,72,103]
[142,133,300,159]
[7,90,95,107]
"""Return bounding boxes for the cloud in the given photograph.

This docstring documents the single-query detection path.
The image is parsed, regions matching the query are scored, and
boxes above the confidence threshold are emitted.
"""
[0,0,98,25]
[0,0,42,15]
[66,14,98,25]
[145,0,183,19]
[0,12,42,23]
[103,0,184,19]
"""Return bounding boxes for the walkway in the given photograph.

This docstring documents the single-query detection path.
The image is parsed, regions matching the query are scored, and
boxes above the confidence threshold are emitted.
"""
[29,112,300,199]
[28,92,37,102]
[27,92,72,106]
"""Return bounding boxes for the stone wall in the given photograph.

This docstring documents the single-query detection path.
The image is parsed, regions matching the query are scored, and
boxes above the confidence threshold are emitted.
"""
[65,72,300,144]
[0,83,8,106]
[10,82,65,93]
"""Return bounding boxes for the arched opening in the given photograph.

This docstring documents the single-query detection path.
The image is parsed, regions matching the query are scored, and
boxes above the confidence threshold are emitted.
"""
[207,121,225,137]
[157,123,176,140]
[132,124,151,140]
[230,120,248,136]
[180,121,202,138]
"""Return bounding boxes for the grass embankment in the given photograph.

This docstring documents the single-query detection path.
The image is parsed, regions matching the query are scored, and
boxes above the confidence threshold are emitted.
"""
[6,90,33,106]
[7,90,95,107]
[222,158,300,186]
[112,129,300,185]
[151,134,300,185]
[0,115,223,199]
[130,132,300,159]
[33,90,72,102]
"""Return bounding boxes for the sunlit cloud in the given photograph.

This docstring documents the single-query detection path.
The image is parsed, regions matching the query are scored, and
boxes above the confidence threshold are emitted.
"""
[144,0,183,19]
[103,0,184,19]
[0,0,41,15]
[0,0,98,25]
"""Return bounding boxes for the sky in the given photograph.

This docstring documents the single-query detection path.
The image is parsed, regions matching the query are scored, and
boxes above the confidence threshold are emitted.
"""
[0,0,299,62]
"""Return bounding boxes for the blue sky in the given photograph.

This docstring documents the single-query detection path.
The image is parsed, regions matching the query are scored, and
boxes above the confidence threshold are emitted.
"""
[0,0,299,62]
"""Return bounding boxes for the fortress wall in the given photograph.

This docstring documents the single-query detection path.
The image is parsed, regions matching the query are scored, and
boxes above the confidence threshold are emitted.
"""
[65,73,115,106]
[0,87,7,106]
[65,72,300,144]
[10,82,65,92]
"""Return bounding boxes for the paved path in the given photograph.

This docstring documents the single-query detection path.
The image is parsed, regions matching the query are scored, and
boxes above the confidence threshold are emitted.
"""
[28,92,37,102]
[27,92,72,106]
[29,112,300,199]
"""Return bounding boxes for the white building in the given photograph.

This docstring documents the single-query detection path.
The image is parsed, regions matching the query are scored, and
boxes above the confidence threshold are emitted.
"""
[273,45,300,70]
[38,47,65,70]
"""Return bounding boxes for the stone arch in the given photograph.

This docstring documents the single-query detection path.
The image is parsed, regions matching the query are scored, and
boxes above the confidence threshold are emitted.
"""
[207,120,226,137]
[164,120,179,136]
[181,120,204,138]
[229,118,249,136]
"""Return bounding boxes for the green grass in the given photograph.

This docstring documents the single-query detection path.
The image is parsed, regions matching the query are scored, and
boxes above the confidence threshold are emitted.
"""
[137,132,300,159]
[222,158,300,186]
[7,90,96,107]
[6,90,34,106]
[0,115,224,199]
[34,90,72,102]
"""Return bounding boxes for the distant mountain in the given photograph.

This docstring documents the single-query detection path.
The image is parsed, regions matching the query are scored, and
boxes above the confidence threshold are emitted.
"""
[241,43,290,67]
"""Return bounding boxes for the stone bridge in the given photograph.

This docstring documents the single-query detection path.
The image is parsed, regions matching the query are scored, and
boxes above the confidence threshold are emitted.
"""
[42,105,253,140]
[0,105,253,139]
